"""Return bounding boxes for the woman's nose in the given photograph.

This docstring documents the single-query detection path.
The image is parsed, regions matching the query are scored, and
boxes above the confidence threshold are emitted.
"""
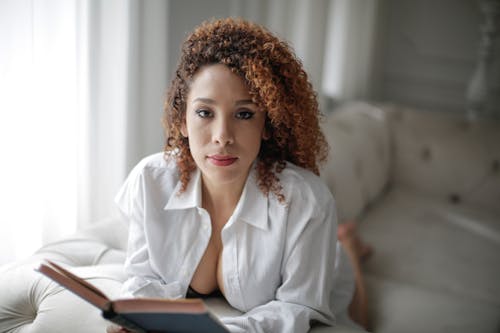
[213,118,234,146]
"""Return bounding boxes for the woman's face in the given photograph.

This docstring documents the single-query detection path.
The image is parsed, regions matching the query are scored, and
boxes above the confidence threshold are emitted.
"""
[182,64,267,188]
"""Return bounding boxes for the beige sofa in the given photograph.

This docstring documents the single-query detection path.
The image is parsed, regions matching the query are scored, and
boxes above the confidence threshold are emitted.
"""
[1,102,499,333]
[321,102,500,332]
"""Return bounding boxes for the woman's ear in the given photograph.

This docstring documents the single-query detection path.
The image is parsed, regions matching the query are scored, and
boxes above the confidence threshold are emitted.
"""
[181,122,188,137]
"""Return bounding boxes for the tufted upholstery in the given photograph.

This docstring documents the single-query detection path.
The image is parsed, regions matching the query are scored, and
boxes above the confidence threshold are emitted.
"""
[319,102,500,332]
[1,103,499,333]
[0,218,128,333]
[388,105,500,214]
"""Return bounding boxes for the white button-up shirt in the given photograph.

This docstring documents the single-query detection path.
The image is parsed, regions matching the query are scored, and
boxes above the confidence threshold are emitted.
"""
[115,153,352,333]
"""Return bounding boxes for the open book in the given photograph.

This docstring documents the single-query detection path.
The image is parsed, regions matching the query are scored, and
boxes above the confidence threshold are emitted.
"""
[36,260,229,333]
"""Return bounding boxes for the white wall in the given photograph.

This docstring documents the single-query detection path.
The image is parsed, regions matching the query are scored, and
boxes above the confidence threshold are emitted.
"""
[372,0,497,114]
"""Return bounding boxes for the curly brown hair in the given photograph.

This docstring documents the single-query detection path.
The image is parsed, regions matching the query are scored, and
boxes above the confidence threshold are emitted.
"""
[163,17,328,201]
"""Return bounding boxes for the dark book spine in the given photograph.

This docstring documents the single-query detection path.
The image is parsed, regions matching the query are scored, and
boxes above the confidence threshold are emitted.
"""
[102,307,148,333]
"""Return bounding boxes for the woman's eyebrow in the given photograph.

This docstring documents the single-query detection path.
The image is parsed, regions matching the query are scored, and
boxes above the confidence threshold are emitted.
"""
[192,98,255,106]
[235,99,254,106]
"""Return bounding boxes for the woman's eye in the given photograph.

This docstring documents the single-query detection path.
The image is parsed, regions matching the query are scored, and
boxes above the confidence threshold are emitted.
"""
[195,109,212,118]
[235,110,255,120]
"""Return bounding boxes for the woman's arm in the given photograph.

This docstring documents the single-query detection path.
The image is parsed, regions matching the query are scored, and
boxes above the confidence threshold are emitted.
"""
[115,162,183,299]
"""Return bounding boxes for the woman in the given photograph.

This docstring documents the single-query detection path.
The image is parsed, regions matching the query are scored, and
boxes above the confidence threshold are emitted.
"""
[109,18,368,333]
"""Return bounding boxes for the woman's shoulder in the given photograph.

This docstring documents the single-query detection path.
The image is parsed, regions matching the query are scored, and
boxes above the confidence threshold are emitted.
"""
[131,152,177,173]
[127,152,179,185]
[116,152,181,208]
[279,162,335,207]
[135,152,176,169]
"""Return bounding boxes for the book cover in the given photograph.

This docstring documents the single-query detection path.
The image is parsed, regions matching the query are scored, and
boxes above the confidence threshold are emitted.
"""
[36,260,229,333]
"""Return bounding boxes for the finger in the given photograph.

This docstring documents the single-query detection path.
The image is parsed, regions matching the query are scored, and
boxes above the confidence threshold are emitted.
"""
[106,324,129,333]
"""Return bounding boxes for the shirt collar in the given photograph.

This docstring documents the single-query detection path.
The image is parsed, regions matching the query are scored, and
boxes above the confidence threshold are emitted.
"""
[164,165,269,230]
[164,168,202,211]
[234,167,269,230]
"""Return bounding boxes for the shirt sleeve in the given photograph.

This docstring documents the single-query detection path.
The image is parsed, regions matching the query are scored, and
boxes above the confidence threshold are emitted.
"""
[221,184,338,333]
[115,163,183,299]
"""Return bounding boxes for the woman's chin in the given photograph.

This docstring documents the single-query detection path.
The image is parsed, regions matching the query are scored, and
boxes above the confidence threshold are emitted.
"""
[201,164,251,187]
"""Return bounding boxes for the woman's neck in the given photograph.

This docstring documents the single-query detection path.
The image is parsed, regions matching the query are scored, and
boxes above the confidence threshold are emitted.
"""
[201,176,246,226]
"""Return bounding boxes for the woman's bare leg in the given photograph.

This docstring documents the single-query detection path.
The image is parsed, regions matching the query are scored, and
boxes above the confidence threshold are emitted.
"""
[337,222,371,330]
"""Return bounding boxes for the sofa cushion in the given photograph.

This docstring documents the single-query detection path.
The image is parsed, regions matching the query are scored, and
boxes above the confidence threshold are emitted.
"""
[387,106,500,215]
[365,275,500,333]
[359,187,500,306]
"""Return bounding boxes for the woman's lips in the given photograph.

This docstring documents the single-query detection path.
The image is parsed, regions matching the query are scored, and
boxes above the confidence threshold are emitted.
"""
[207,155,238,166]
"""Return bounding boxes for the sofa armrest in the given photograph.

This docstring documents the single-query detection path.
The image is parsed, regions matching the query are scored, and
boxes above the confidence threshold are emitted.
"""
[74,216,129,251]
[321,102,391,221]
[0,263,125,333]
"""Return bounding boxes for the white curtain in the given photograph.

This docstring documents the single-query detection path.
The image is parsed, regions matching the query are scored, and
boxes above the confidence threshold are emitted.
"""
[0,0,169,265]
[0,0,81,264]
[82,0,169,225]
[322,0,381,102]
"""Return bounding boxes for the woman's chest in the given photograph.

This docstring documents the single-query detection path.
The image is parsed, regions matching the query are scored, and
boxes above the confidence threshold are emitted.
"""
[189,228,225,295]
[146,209,287,311]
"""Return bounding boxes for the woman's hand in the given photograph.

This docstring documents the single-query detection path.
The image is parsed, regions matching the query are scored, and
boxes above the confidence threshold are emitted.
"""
[106,324,131,333]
